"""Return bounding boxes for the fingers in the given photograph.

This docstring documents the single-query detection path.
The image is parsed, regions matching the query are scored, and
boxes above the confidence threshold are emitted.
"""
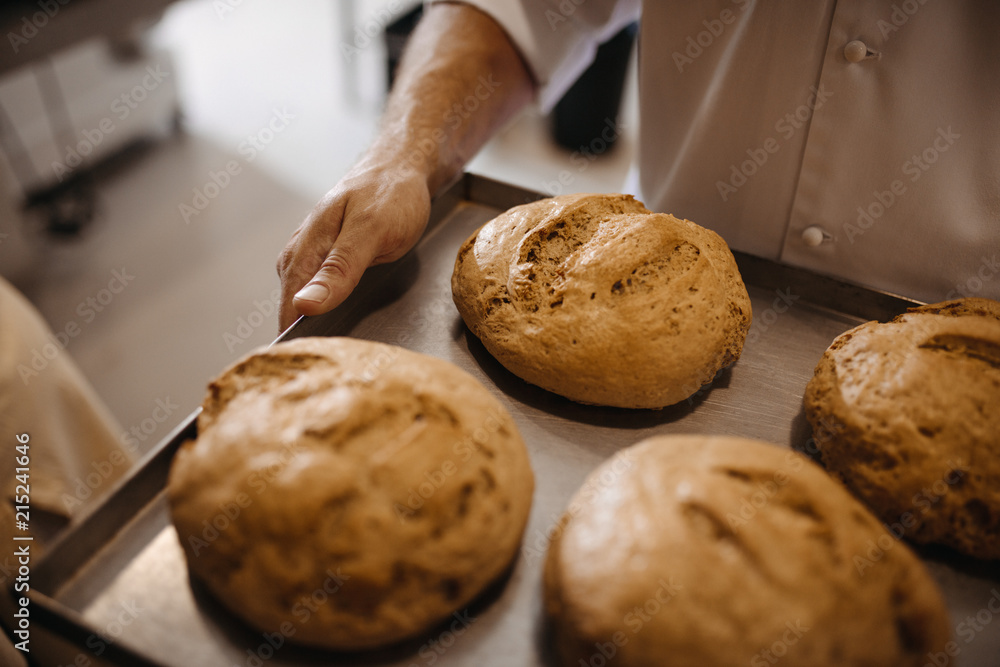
[276,201,345,332]
[292,240,372,316]
[277,169,432,333]
[278,234,371,333]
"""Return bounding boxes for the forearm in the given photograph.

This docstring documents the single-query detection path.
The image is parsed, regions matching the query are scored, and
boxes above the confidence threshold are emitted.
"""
[365,3,535,193]
[276,3,534,329]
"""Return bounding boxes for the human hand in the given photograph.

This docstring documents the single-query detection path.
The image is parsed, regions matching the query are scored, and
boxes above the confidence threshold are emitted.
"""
[276,162,431,332]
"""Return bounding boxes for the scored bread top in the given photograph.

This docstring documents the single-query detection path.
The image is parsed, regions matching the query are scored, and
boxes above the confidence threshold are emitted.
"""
[544,435,951,666]
[168,337,535,649]
[451,193,752,408]
[804,301,1000,559]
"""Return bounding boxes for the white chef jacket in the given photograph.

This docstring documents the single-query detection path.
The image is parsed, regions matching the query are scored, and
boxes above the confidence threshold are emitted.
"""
[447,0,1000,303]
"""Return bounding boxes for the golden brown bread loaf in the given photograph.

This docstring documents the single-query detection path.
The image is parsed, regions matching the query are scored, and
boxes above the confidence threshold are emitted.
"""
[451,193,751,408]
[804,298,1000,559]
[543,435,951,667]
[168,337,534,650]
[905,296,1000,320]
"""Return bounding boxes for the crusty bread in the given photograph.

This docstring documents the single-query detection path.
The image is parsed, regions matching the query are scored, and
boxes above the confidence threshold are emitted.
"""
[544,436,951,667]
[903,296,1000,320]
[168,337,534,650]
[804,298,1000,559]
[451,193,751,409]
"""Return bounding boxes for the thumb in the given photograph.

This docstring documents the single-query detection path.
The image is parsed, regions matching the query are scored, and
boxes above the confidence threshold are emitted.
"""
[292,240,375,317]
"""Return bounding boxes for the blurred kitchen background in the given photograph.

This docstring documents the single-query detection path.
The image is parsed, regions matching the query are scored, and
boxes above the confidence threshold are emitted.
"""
[0,0,636,458]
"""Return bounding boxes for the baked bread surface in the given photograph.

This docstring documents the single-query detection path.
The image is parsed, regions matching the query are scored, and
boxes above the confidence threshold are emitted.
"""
[804,298,1000,559]
[168,337,535,649]
[543,435,951,666]
[451,193,751,408]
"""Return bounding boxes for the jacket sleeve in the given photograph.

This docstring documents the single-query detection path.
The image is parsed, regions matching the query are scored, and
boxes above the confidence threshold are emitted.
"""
[428,0,641,111]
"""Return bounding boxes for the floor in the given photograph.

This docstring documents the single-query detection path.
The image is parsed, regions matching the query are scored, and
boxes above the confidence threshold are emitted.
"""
[11,0,637,459]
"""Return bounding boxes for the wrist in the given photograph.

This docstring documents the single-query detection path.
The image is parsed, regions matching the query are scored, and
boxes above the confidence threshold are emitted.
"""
[349,144,428,187]
[365,119,460,194]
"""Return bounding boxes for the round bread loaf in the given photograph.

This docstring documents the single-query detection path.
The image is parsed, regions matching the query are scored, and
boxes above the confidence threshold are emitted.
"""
[168,337,535,650]
[804,298,1000,559]
[543,436,951,667]
[451,193,751,409]
[905,296,1000,320]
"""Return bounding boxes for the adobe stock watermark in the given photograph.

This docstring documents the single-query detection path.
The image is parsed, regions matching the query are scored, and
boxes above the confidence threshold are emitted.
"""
[16,268,135,385]
[51,64,171,182]
[185,438,307,557]
[853,460,969,576]
[544,0,589,31]
[876,0,931,40]
[750,620,810,666]
[60,396,179,513]
[542,117,625,196]
[945,254,1000,300]
[680,287,798,405]
[406,609,476,667]
[726,417,844,533]
[521,449,636,563]
[744,288,799,346]
[723,450,810,532]
[212,0,243,20]
[843,126,959,244]
[676,366,725,408]
[672,0,750,72]
[576,577,683,667]
[42,598,145,666]
[179,107,295,224]
[717,84,832,201]
[339,0,406,62]
[392,406,509,522]
[353,282,455,385]
[396,75,502,175]
[241,568,351,667]
[925,589,1000,667]
[223,288,280,353]
[7,0,70,54]
[83,599,144,661]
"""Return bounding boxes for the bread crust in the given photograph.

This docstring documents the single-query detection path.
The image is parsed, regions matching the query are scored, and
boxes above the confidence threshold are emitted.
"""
[543,436,951,666]
[804,299,1000,559]
[168,337,534,650]
[451,193,752,408]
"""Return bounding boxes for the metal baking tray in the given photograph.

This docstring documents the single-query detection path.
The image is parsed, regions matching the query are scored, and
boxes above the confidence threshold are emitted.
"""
[29,174,1000,666]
